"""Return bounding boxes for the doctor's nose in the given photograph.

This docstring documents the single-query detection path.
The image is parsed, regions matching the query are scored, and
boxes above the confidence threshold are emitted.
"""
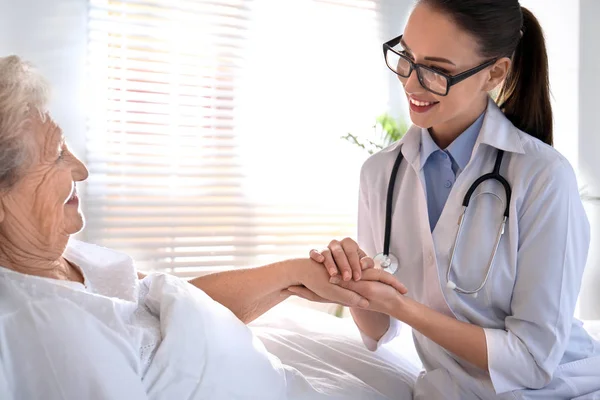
[402,69,423,94]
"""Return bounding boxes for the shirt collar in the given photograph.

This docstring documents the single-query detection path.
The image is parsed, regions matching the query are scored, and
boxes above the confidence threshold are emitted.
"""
[446,110,485,170]
[380,97,526,173]
[419,128,439,170]
[419,109,485,171]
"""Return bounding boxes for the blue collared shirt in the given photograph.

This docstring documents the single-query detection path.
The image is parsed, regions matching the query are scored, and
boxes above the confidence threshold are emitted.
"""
[421,112,485,231]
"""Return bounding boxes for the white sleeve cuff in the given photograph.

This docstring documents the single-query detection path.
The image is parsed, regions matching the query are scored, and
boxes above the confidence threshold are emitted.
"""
[359,316,402,351]
[484,328,550,394]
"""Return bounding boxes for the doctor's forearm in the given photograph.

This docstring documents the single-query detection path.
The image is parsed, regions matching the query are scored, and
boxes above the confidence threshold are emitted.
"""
[399,298,488,371]
[350,307,391,342]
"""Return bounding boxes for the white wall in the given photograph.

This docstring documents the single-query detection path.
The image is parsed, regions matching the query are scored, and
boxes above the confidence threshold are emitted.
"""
[0,0,88,162]
[377,0,414,122]
[506,0,600,320]
[579,0,600,197]
[0,0,89,240]
[578,0,600,320]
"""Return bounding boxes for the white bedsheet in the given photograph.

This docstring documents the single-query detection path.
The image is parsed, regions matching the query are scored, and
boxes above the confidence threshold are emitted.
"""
[143,274,416,400]
[251,303,420,399]
[251,302,600,399]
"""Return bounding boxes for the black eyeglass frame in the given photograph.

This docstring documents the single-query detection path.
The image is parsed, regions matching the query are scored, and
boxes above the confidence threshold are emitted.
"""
[383,35,498,96]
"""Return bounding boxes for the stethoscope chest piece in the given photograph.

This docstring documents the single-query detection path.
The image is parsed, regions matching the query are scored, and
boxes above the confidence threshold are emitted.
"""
[374,252,399,274]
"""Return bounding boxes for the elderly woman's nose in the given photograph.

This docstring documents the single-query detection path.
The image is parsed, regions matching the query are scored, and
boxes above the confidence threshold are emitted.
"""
[72,156,89,181]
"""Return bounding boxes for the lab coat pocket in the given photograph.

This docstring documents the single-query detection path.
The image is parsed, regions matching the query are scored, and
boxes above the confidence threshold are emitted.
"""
[519,356,600,399]
[447,181,507,309]
[552,356,600,398]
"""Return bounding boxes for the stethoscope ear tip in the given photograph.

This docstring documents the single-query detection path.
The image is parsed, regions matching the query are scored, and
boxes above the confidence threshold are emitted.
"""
[446,280,457,290]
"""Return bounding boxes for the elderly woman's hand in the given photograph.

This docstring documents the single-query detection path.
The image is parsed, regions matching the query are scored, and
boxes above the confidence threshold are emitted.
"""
[284,259,370,308]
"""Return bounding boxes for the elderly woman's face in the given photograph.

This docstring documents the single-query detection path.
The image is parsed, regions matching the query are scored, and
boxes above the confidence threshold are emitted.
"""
[0,113,88,244]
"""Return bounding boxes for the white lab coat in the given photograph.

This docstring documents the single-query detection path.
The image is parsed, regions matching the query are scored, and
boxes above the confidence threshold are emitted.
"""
[358,98,600,399]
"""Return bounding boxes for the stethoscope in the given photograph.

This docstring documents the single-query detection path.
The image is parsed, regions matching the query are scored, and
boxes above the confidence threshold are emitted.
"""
[373,147,512,296]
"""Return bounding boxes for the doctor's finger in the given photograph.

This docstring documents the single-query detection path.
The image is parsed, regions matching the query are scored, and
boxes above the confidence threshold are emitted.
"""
[329,240,353,281]
[332,269,407,295]
[319,249,340,276]
[341,238,362,281]
[360,256,375,270]
[309,249,325,263]
[357,247,368,259]
[357,248,375,270]
[324,283,369,308]
[285,286,330,303]
[360,268,408,294]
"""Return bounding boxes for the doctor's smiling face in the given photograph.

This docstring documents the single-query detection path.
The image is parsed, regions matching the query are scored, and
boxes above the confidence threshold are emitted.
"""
[397,2,511,142]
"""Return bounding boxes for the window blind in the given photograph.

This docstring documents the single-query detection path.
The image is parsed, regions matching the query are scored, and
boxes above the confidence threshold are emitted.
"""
[85,0,388,276]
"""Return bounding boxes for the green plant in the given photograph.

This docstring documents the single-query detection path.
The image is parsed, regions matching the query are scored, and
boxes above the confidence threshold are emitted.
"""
[341,113,410,154]
[333,304,345,318]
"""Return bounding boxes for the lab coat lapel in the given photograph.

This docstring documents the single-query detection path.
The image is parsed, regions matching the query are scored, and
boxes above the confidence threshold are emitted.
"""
[391,124,421,171]
[473,98,525,156]
[394,125,455,318]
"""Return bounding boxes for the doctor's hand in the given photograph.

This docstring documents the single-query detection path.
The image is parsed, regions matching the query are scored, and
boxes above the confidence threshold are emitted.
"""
[329,268,408,315]
[309,237,374,282]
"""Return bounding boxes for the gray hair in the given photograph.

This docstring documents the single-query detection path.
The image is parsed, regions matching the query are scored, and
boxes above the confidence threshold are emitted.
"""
[0,56,50,189]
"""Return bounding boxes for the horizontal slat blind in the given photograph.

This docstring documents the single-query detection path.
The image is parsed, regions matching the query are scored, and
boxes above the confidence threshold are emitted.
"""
[85,0,386,275]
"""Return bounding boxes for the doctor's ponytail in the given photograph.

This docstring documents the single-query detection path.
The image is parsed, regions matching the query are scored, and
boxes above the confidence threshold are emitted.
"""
[419,1,553,146]
[497,7,552,146]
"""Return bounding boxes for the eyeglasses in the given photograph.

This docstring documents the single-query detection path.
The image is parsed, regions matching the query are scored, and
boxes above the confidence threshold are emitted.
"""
[383,35,497,96]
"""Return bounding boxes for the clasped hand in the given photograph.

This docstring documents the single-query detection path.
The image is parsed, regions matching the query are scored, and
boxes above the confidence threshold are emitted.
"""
[286,238,408,315]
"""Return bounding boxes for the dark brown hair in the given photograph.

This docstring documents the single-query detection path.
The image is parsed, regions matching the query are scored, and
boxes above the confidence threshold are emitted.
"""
[419,0,553,146]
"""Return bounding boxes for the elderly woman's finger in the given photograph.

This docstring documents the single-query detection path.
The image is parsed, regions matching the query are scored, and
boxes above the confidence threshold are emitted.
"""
[341,237,362,281]
[329,240,353,282]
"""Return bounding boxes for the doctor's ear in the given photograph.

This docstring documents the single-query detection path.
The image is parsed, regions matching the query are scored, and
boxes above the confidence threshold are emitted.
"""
[483,57,511,93]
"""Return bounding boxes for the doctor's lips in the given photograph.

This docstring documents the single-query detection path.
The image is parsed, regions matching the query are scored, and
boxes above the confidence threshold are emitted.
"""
[408,95,439,114]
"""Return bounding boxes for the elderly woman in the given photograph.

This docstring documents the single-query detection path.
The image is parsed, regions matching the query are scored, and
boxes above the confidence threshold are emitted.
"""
[0,56,414,400]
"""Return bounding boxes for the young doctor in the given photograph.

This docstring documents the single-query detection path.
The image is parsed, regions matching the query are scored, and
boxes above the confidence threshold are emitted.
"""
[289,0,600,398]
